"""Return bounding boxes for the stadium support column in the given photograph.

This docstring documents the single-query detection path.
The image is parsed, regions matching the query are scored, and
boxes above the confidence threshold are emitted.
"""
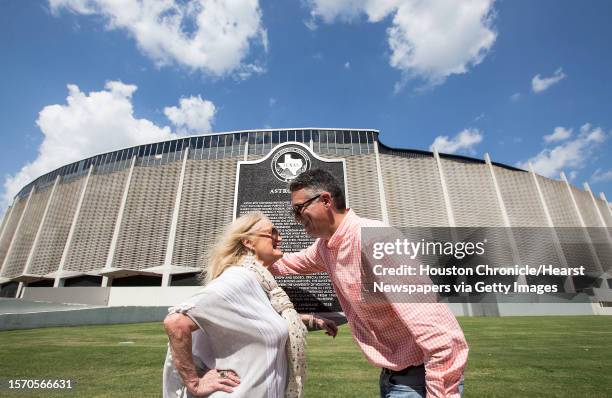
[102,155,137,287]
[600,192,612,221]
[0,204,16,260]
[243,140,249,161]
[584,183,612,233]
[433,149,456,227]
[433,149,472,314]
[55,167,93,288]
[2,187,35,298]
[372,140,389,224]
[162,147,189,287]
[561,173,607,288]
[484,154,525,285]
[23,176,61,277]
[585,183,612,285]
[529,164,574,293]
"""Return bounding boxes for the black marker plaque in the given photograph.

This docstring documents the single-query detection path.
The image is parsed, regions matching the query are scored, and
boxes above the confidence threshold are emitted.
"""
[234,142,345,312]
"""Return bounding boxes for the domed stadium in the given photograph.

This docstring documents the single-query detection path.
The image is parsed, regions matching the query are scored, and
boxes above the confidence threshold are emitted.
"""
[0,128,610,318]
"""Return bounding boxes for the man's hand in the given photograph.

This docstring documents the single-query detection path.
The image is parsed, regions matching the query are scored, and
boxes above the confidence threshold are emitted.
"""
[187,369,240,396]
[316,316,338,338]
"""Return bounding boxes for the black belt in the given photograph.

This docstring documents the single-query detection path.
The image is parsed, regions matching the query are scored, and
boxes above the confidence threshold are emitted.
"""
[383,364,425,375]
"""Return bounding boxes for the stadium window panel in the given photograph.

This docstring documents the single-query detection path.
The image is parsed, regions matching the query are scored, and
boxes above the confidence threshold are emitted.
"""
[210,135,220,159]
[320,131,328,153]
[114,151,122,171]
[232,133,241,157]
[304,130,311,143]
[280,130,287,143]
[253,131,263,155]
[349,131,358,155]
[248,132,256,145]
[154,149,161,165]
[344,131,351,146]
[104,153,113,172]
[326,131,335,154]
[296,130,303,143]
[261,131,269,154]
[142,145,150,165]
[222,135,230,158]
[272,131,279,144]
[289,130,296,142]
[204,136,211,148]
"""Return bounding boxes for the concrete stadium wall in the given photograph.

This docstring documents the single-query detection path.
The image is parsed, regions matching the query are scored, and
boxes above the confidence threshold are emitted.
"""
[24,286,111,305]
[0,306,168,331]
[1,130,611,315]
[107,286,201,307]
[22,286,202,307]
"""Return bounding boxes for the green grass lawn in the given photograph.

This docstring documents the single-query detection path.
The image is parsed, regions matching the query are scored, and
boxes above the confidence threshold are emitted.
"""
[0,316,610,397]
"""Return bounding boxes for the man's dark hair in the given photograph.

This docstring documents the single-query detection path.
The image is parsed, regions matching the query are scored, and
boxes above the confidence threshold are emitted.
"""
[289,169,346,210]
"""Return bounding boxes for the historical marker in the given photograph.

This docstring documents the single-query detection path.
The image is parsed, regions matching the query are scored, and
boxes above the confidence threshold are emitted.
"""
[234,142,346,312]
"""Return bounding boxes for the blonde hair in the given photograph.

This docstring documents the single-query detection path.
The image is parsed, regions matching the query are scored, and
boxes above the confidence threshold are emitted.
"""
[202,212,268,284]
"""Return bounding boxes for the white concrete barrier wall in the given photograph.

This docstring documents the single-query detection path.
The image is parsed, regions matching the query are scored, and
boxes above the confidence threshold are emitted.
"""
[107,286,202,307]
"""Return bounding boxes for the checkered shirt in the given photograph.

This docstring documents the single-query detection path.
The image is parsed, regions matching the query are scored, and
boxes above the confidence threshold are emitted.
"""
[270,210,468,398]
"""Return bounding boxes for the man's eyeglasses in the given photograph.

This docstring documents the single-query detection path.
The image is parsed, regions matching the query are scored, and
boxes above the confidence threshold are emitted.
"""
[255,227,281,241]
[290,194,321,218]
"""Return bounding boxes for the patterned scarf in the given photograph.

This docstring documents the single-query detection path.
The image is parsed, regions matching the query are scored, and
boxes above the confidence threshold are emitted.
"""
[242,254,308,398]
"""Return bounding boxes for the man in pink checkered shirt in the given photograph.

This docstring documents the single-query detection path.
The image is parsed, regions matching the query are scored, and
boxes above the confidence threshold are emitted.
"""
[270,169,468,398]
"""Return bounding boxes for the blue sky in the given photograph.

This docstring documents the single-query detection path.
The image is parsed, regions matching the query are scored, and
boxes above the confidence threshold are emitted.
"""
[1,0,611,211]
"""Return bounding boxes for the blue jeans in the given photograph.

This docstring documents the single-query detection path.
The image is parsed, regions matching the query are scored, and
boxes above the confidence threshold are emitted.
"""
[379,365,464,398]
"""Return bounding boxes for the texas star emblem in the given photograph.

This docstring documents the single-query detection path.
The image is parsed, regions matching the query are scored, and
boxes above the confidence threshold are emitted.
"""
[277,154,304,175]
[271,147,311,182]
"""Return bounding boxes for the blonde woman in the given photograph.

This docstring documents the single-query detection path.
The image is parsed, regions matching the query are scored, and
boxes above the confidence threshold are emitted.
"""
[163,212,337,398]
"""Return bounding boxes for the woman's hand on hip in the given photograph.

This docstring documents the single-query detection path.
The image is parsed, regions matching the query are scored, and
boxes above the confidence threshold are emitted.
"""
[188,369,240,396]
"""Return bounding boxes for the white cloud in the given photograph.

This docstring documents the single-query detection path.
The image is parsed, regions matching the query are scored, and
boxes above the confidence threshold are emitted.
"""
[2,81,216,209]
[164,95,216,134]
[591,169,612,183]
[268,97,277,107]
[509,92,521,102]
[430,128,483,154]
[531,68,566,93]
[306,0,497,89]
[543,126,572,143]
[517,123,607,178]
[49,0,267,78]
[344,61,351,69]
